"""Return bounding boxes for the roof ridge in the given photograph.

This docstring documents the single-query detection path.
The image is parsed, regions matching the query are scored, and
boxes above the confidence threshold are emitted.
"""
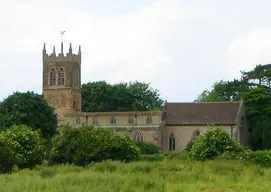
[167,101,241,104]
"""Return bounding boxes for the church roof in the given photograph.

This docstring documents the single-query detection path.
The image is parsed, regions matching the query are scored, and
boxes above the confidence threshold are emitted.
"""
[163,101,242,125]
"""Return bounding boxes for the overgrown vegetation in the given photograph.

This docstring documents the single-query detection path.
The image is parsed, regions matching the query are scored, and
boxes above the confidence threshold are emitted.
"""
[49,124,139,166]
[1,159,271,191]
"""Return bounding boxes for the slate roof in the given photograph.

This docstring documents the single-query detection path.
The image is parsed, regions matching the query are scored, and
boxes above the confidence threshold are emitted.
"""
[163,102,242,125]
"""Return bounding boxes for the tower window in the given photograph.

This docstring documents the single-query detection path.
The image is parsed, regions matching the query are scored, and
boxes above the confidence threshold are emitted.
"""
[49,68,56,86]
[73,100,75,108]
[58,68,65,86]
[110,116,116,124]
[134,131,144,142]
[169,133,176,151]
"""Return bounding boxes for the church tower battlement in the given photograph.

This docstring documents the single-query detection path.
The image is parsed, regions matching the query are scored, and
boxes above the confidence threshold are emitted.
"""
[42,41,82,120]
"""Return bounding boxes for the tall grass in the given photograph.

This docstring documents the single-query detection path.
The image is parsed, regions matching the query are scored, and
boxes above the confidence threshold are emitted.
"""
[1,159,271,192]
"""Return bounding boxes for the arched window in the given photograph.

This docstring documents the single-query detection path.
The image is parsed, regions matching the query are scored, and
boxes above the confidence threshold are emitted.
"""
[49,68,56,86]
[146,116,152,124]
[169,133,175,151]
[128,116,134,124]
[110,116,116,124]
[92,117,98,125]
[75,117,81,125]
[58,68,65,86]
[192,130,200,139]
[134,131,144,141]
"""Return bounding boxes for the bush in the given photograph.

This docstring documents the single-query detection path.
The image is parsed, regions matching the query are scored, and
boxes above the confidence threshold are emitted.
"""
[189,127,245,161]
[0,134,15,174]
[136,154,164,162]
[49,125,140,166]
[247,150,271,167]
[2,125,45,169]
[134,141,160,154]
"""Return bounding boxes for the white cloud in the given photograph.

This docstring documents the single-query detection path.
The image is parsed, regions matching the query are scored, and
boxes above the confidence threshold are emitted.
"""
[1,0,271,102]
[226,27,271,79]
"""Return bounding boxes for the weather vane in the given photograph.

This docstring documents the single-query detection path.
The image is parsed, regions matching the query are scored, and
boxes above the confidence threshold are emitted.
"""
[60,30,66,43]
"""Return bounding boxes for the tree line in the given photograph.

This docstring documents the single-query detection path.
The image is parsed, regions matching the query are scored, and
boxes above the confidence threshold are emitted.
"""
[195,64,271,150]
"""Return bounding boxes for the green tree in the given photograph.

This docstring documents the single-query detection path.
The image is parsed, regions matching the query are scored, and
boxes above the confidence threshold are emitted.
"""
[0,91,57,139]
[243,87,271,150]
[194,79,248,102]
[81,81,164,112]
[2,125,45,169]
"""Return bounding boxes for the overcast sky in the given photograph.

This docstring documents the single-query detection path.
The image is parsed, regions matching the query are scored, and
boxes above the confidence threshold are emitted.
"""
[1,0,271,102]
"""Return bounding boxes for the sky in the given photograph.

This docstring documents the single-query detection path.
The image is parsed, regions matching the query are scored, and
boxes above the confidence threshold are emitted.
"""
[1,0,271,102]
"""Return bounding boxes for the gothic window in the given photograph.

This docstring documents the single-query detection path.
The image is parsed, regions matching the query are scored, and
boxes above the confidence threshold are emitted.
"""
[110,116,116,124]
[128,116,134,124]
[146,116,152,124]
[169,133,176,151]
[76,117,81,125]
[73,100,76,108]
[49,68,56,86]
[58,68,65,86]
[134,131,144,142]
[92,117,98,125]
[192,130,200,139]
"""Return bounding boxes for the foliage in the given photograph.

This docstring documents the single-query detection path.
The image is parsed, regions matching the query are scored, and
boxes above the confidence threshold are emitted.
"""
[3,160,271,191]
[0,91,57,139]
[49,124,140,166]
[0,134,15,174]
[190,127,245,161]
[136,154,164,162]
[2,124,46,169]
[133,141,160,154]
[81,81,164,112]
[246,150,271,168]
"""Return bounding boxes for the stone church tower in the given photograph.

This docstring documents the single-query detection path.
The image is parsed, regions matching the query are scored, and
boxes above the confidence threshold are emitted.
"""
[42,42,82,120]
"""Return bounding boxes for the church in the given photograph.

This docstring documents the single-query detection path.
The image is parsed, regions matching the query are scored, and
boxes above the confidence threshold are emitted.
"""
[42,42,250,152]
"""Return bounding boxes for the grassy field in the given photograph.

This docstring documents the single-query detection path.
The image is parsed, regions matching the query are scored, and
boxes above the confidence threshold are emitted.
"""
[1,159,270,192]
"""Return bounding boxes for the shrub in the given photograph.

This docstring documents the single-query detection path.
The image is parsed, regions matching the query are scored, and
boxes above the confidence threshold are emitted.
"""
[247,150,271,167]
[189,127,245,161]
[0,134,15,174]
[2,124,45,169]
[136,154,164,162]
[134,141,160,154]
[49,124,140,166]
